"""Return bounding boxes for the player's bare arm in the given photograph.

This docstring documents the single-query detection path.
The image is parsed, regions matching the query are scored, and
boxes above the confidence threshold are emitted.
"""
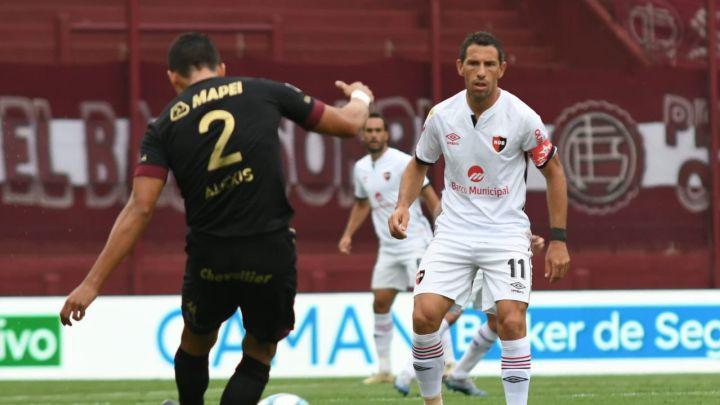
[338,198,371,254]
[539,155,570,283]
[59,176,165,326]
[312,81,373,137]
[419,184,441,222]
[389,159,429,239]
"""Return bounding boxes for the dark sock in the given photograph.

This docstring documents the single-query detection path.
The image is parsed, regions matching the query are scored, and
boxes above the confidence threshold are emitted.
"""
[174,348,209,405]
[220,355,271,405]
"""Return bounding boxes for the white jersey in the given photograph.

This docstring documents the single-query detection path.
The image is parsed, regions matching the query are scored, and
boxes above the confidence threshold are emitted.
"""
[353,148,433,254]
[415,89,555,248]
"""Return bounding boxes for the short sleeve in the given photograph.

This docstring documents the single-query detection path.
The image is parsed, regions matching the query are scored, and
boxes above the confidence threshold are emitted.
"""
[522,112,556,169]
[266,80,326,130]
[415,109,442,164]
[353,164,368,199]
[134,124,169,180]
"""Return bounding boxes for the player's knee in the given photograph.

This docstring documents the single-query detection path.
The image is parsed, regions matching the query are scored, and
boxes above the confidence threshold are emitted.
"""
[242,335,277,364]
[497,313,526,338]
[412,308,441,333]
[180,327,218,355]
[373,299,392,313]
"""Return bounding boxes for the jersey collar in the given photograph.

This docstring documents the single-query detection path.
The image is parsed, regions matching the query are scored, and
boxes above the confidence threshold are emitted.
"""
[461,88,504,128]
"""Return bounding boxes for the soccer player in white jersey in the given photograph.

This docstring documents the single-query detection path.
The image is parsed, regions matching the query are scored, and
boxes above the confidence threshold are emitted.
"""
[389,32,570,405]
[338,112,446,385]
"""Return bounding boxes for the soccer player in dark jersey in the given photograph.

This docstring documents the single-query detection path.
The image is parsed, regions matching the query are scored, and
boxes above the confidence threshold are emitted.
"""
[59,32,373,405]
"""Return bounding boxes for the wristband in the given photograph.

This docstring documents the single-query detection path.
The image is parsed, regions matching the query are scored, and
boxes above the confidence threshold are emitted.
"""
[350,90,371,106]
[549,227,567,242]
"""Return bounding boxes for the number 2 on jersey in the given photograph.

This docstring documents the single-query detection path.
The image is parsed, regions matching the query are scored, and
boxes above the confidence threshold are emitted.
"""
[199,110,242,171]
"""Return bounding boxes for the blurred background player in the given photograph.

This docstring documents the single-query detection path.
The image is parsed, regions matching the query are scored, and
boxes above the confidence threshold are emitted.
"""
[59,32,373,405]
[338,112,459,385]
[444,234,545,397]
[389,31,570,405]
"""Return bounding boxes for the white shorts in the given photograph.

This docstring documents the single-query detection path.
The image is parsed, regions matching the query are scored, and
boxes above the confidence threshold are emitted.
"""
[413,236,532,313]
[371,250,423,291]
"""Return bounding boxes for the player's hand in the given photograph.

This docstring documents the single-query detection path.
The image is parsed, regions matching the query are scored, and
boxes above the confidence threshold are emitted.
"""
[60,282,99,326]
[530,235,545,256]
[388,207,409,239]
[338,235,352,254]
[545,241,570,284]
[335,80,374,102]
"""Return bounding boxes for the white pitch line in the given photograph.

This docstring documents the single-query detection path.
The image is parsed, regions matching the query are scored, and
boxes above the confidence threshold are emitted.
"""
[568,390,720,398]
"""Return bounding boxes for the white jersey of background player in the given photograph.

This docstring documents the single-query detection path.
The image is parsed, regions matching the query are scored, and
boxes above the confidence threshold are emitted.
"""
[339,113,455,386]
[389,32,570,405]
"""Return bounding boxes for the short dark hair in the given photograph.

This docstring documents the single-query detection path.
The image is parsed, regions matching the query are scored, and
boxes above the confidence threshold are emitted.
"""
[167,32,221,77]
[459,31,505,64]
[366,112,388,131]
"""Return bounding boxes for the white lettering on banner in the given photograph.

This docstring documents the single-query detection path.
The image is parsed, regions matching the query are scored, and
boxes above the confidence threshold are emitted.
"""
[655,312,720,357]
[0,318,57,362]
[526,313,585,353]
[592,311,645,352]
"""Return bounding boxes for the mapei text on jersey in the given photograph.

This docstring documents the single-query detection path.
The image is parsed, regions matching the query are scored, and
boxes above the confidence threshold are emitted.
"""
[192,81,244,108]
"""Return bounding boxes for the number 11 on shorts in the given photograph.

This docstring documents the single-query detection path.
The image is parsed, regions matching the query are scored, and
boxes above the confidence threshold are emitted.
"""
[507,258,526,279]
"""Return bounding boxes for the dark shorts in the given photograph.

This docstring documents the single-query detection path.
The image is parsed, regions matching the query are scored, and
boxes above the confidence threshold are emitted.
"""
[181,228,297,343]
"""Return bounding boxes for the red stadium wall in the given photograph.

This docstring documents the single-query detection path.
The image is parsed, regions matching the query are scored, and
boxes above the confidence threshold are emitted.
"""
[0,0,717,295]
[0,57,714,294]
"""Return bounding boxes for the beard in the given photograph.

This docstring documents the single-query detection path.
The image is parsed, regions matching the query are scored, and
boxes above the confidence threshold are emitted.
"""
[366,144,385,154]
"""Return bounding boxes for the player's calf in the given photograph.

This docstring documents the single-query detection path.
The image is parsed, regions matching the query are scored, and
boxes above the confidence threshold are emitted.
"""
[174,348,209,405]
[220,355,270,405]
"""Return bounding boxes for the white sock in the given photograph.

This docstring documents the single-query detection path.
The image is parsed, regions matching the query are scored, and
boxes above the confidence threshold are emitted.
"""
[374,312,393,373]
[412,331,445,398]
[401,355,415,381]
[439,319,455,364]
[451,322,497,379]
[500,336,531,405]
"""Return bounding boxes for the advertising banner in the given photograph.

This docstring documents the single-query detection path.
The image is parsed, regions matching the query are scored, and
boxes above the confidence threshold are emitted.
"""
[1,290,719,380]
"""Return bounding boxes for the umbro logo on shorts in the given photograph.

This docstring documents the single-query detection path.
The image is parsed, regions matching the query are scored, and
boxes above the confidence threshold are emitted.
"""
[510,282,526,289]
[416,270,425,285]
[503,376,528,384]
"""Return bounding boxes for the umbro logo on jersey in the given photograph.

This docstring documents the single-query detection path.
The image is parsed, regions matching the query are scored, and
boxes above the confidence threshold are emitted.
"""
[445,133,461,145]
[467,165,485,183]
[383,171,391,181]
[492,136,507,152]
[510,282,526,289]
[374,192,383,202]
[416,270,425,285]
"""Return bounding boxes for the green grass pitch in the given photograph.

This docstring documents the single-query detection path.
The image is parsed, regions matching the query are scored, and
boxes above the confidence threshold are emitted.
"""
[1,374,719,404]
